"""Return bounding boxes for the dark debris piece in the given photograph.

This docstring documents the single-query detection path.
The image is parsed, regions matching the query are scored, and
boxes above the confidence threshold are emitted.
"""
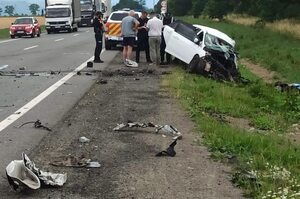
[156,139,177,157]
[19,120,52,132]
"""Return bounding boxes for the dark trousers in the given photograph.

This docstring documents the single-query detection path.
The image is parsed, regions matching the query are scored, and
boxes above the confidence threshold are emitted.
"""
[94,33,103,61]
[160,34,171,63]
[136,36,151,62]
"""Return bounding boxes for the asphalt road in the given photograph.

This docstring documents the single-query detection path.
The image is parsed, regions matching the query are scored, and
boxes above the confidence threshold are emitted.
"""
[0,29,119,182]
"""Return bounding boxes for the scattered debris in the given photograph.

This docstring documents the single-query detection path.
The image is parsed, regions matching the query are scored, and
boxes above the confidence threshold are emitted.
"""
[77,71,82,75]
[79,136,90,143]
[19,67,26,71]
[97,79,108,84]
[156,139,177,157]
[87,161,101,168]
[18,120,52,132]
[50,155,100,168]
[63,82,72,85]
[113,121,182,140]
[6,153,67,191]
[0,104,14,108]
[87,61,93,68]
[275,81,300,93]
[134,78,140,81]
[85,72,92,76]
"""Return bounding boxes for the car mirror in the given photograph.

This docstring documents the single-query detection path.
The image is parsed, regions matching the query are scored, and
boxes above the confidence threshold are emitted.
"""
[193,37,200,44]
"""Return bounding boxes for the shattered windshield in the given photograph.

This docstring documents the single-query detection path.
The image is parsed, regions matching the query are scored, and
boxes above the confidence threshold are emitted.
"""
[14,18,33,24]
[46,8,71,18]
[204,33,235,59]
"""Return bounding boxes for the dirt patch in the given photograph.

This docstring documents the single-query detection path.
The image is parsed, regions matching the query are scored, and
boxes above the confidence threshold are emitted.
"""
[225,116,252,130]
[240,59,276,83]
[0,54,243,198]
[0,17,45,29]
[288,123,300,144]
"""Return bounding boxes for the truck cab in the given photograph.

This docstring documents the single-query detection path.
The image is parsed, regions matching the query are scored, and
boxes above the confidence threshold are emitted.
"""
[45,0,81,33]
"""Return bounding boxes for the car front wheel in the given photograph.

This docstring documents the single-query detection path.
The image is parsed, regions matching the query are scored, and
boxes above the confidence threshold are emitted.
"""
[188,55,200,73]
[10,35,15,39]
[31,30,35,38]
[37,29,41,37]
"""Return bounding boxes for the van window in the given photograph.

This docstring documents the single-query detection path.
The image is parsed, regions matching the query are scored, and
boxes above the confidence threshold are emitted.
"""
[110,13,139,20]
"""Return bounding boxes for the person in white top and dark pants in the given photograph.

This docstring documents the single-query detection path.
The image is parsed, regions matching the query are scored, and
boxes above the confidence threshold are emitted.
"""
[146,11,163,66]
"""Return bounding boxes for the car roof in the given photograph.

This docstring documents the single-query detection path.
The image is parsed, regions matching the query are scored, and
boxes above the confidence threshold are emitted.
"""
[108,10,142,21]
[193,24,235,47]
[16,17,34,20]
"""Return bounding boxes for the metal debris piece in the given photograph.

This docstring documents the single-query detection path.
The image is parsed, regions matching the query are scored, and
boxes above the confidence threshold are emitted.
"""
[23,153,67,187]
[18,120,52,132]
[79,136,90,143]
[113,121,182,139]
[87,162,101,168]
[6,153,67,191]
[77,71,82,75]
[87,61,93,68]
[50,155,100,168]
[19,67,26,71]
[275,81,300,93]
[156,139,177,157]
[98,79,108,84]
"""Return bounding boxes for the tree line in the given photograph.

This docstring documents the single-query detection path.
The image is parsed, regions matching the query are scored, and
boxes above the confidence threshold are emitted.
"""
[0,4,40,16]
[155,0,300,21]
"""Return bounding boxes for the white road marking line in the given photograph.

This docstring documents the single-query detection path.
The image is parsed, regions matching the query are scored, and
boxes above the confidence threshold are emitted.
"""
[55,38,64,42]
[0,53,100,132]
[0,39,20,44]
[24,45,38,50]
[73,34,79,36]
[0,65,9,70]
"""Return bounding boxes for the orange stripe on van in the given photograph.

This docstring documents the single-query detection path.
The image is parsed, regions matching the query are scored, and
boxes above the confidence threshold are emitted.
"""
[108,23,121,36]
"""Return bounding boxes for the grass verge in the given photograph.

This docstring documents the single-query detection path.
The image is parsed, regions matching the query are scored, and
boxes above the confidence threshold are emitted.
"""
[0,28,10,40]
[178,16,300,82]
[163,67,300,198]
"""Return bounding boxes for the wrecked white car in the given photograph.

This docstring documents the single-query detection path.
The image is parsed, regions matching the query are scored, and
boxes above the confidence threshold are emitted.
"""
[164,21,240,81]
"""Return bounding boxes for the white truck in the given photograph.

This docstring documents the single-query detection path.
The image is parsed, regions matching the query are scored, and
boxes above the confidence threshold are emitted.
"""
[45,0,81,33]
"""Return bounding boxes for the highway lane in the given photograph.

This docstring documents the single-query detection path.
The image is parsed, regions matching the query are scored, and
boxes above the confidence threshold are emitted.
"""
[0,28,119,180]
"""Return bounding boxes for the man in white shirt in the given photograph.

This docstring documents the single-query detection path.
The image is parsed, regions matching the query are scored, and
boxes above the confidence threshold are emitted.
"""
[146,11,163,66]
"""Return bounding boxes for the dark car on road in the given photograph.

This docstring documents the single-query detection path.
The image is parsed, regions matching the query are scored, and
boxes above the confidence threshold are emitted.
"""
[10,17,41,39]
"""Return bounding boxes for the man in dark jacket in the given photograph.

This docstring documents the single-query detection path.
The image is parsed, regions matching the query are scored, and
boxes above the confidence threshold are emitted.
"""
[93,11,105,63]
[136,11,152,63]
[160,12,174,65]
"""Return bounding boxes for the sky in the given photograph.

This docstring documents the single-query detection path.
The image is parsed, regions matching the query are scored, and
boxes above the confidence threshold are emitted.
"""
[0,0,158,15]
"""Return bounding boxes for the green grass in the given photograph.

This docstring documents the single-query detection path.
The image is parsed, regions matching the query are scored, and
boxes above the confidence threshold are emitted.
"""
[178,16,300,82]
[0,28,10,39]
[164,68,300,198]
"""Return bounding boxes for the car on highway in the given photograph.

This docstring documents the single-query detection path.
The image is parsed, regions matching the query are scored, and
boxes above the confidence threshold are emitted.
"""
[10,17,41,39]
[164,20,240,81]
[104,9,141,50]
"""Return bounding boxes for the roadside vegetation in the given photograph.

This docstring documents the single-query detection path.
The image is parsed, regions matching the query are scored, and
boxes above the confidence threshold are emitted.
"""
[0,28,10,39]
[164,17,300,198]
[225,14,300,40]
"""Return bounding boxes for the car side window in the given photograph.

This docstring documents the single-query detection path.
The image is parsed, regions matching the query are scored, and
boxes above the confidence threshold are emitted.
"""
[174,23,196,42]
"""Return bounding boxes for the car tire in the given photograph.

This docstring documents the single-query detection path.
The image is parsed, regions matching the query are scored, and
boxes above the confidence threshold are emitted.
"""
[37,29,41,37]
[10,35,15,39]
[188,55,200,73]
[47,30,51,34]
[105,42,112,50]
[31,30,35,38]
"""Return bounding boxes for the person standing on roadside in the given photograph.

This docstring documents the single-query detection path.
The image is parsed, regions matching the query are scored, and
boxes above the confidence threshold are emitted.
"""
[121,10,140,66]
[146,11,163,66]
[93,11,105,63]
[136,11,152,63]
[160,12,174,65]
